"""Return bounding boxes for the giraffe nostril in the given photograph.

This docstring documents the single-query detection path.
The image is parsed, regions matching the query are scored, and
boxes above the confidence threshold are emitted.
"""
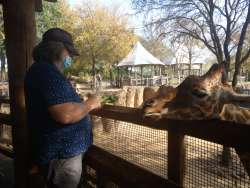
[147,100,155,105]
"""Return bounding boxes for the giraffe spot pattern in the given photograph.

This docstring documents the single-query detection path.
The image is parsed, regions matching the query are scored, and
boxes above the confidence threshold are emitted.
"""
[236,113,246,124]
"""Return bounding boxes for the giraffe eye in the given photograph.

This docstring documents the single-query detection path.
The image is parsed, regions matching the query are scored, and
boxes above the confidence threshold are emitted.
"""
[147,99,155,105]
[190,88,208,99]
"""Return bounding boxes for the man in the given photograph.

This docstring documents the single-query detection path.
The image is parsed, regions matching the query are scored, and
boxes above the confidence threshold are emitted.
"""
[24,28,103,188]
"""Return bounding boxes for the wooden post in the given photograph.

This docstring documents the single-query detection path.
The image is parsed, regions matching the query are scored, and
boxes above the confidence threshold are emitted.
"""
[141,66,142,85]
[121,78,123,88]
[3,0,43,187]
[168,123,186,186]
[97,173,109,188]
[146,77,148,87]
[0,101,3,143]
[117,67,120,87]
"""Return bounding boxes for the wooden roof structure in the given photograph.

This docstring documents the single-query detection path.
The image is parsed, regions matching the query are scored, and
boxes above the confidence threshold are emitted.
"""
[1,0,57,187]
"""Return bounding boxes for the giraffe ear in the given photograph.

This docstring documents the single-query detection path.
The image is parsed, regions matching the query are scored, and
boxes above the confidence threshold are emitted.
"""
[230,94,250,110]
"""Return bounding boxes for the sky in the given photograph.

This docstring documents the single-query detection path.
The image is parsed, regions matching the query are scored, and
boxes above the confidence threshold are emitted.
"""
[67,0,144,35]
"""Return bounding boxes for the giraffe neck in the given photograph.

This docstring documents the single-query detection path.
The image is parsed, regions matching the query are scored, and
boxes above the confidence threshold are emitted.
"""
[219,104,250,124]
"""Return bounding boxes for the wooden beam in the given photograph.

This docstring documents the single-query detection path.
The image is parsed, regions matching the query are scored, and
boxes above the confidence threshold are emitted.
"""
[34,0,43,12]
[84,145,183,188]
[0,113,11,125]
[0,143,13,158]
[168,124,186,186]
[44,0,57,2]
[2,0,38,187]
[0,96,10,104]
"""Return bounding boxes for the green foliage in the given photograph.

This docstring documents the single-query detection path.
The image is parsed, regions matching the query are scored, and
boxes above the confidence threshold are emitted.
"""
[100,95,119,103]
[35,0,68,43]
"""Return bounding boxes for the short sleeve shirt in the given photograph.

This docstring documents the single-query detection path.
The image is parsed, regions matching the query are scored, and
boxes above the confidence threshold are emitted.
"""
[24,61,93,165]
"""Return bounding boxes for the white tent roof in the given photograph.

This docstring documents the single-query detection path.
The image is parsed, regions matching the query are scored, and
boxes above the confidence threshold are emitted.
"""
[117,42,164,67]
[163,46,206,66]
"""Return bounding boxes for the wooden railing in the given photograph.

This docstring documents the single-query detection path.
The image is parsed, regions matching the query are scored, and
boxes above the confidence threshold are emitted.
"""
[0,96,12,158]
[1,98,250,187]
[119,76,169,87]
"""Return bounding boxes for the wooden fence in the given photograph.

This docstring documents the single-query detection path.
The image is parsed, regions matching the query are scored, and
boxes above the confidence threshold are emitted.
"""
[0,97,250,187]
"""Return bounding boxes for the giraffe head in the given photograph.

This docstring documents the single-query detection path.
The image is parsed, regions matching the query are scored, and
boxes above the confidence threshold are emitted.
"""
[141,61,250,121]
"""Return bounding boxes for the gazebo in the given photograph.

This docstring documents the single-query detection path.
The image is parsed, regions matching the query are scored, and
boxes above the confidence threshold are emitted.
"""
[163,46,206,84]
[116,41,165,86]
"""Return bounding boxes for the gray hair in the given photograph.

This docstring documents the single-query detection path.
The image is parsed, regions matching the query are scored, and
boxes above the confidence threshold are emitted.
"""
[32,41,65,62]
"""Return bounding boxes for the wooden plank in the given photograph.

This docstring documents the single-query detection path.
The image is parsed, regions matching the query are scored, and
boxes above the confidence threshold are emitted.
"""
[168,124,186,186]
[89,105,172,130]
[84,145,183,188]
[97,173,109,188]
[44,0,57,2]
[89,105,250,151]
[0,143,13,158]
[34,0,43,12]
[0,113,11,125]
[2,0,38,187]
[0,96,10,104]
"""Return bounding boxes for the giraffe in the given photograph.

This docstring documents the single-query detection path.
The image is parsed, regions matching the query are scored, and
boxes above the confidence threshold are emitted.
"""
[140,61,250,177]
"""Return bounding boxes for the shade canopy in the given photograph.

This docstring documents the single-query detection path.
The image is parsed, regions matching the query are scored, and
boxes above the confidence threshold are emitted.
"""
[117,42,165,67]
[163,47,206,66]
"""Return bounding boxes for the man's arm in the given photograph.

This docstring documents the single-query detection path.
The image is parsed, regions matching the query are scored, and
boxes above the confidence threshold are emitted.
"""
[48,95,102,124]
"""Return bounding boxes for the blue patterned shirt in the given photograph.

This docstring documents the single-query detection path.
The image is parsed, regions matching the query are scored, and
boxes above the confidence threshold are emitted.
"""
[24,61,93,164]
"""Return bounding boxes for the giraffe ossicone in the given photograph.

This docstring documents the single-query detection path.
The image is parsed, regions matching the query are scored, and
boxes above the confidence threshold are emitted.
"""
[141,61,250,123]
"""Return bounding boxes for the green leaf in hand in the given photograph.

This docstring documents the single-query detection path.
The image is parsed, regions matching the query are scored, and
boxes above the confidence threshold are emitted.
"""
[100,95,119,103]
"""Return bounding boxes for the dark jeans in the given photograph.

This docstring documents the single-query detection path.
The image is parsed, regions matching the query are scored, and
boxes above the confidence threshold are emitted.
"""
[37,153,84,188]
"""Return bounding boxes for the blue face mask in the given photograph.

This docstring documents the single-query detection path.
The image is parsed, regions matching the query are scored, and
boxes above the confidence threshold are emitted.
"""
[60,55,72,69]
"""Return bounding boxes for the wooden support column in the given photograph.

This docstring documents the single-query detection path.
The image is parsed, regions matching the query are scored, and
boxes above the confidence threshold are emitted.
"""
[117,67,119,87]
[168,123,186,186]
[141,66,142,85]
[3,0,41,187]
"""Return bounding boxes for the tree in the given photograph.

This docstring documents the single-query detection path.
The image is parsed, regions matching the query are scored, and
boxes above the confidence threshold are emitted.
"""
[131,0,250,88]
[35,0,68,43]
[63,0,137,90]
[0,5,6,82]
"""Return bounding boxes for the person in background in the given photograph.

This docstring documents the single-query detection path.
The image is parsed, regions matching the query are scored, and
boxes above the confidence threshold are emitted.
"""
[89,80,93,88]
[97,73,102,90]
[76,84,80,92]
[24,28,104,188]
